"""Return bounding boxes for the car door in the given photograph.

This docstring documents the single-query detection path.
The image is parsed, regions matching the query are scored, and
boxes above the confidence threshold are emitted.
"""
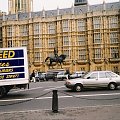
[98,72,110,87]
[83,72,99,87]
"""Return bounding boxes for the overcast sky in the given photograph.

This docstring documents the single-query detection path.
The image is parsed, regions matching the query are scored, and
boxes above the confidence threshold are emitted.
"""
[0,0,119,13]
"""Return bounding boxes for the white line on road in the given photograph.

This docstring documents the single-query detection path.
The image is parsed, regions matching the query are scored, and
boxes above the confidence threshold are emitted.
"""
[43,86,65,91]
[10,86,43,93]
[75,92,120,97]
[1,92,120,102]
[10,85,65,93]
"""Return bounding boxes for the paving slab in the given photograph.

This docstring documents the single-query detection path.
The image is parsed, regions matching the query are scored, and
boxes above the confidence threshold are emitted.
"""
[0,105,120,120]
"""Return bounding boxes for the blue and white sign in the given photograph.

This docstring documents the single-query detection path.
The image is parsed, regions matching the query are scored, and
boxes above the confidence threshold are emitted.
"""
[0,47,28,81]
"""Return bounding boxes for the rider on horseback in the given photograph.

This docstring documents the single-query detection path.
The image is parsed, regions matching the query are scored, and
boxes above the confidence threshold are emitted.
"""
[54,47,58,58]
[45,47,66,68]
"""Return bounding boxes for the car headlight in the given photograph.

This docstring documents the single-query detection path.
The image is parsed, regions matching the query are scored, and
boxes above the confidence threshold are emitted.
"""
[66,80,71,85]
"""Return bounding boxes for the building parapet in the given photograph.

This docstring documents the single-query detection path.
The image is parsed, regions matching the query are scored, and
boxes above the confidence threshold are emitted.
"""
[1,2,120,21]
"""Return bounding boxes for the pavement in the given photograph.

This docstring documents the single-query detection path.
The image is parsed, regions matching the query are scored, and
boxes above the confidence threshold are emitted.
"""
[0,105,120,120]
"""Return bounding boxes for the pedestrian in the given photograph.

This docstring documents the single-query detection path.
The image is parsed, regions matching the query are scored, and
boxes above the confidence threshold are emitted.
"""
[65,69,70,79]
[31,70,36,83]
[35,70,39,82]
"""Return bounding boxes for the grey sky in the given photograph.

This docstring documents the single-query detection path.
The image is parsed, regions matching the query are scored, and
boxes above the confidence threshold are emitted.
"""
[0,0,119,13]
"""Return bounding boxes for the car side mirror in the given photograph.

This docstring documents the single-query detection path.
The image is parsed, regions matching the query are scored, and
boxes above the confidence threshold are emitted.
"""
[87,77,90,79]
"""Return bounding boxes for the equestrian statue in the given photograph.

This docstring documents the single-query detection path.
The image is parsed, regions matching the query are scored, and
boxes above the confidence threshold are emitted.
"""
[45,48,66,68]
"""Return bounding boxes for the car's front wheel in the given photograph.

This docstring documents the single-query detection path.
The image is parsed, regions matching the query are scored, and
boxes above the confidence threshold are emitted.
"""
[108,83,117,90]
[74,84,83,92]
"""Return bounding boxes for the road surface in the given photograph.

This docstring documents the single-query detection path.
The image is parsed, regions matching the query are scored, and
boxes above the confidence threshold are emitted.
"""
[0,81,120,113]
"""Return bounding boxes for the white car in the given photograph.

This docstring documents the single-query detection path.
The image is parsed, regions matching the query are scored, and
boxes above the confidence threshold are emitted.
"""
[56,71,67,80]
[65,71,120,92]
[70,71,86,78]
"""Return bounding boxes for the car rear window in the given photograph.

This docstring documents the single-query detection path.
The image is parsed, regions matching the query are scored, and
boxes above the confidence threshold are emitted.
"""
[107,72,118,78]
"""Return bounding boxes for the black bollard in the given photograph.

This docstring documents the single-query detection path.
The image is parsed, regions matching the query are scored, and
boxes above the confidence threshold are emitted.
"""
[28,83,29,89]
[52,90,58,113]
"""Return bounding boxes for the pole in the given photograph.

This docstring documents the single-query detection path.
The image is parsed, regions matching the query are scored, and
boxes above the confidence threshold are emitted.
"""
[52,90,58,113]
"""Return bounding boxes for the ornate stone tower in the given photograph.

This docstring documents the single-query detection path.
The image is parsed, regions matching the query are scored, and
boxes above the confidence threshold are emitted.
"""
[74,0,88,6]
[8,0,33,14]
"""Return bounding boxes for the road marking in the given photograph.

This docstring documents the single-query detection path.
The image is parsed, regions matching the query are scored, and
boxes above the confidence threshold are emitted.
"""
[1,92,120,102]
[75,92,120,97]
[44,86,65,91]
[10,86,43,93]
[10,85,65,93]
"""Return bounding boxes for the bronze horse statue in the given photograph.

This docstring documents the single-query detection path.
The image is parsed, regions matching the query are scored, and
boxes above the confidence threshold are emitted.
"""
[45,54,66,68]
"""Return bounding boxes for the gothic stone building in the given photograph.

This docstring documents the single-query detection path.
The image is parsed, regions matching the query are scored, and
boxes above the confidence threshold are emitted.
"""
[0,1,120,74]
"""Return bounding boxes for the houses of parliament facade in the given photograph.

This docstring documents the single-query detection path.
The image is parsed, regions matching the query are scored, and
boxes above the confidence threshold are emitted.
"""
[0,0,120,74]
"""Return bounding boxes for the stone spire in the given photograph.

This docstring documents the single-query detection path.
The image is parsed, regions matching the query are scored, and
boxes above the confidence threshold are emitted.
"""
[29,12,32,19]
[87,3,90,12]
[71,4,74,14]
[2,12,6,21]
[57,6,59,16]
[42,7,45,18]
[103,0,106,11]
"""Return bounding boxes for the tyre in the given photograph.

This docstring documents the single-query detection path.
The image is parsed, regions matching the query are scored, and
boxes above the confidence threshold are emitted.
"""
[53,77,56,81]
[0,87,6,98]
[74,84,83,92]
[108,83,116,90]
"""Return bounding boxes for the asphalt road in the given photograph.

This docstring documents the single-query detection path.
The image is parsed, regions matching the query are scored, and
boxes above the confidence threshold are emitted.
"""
[0,81,120,113]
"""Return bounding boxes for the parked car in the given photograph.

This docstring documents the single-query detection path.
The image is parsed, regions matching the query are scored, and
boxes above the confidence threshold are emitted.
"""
[56,71,67,80]
[33,72,46,82]
[70,71,86,79]
[65,71,120,92]
[45,69,65,81]
[38,72,46,81]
